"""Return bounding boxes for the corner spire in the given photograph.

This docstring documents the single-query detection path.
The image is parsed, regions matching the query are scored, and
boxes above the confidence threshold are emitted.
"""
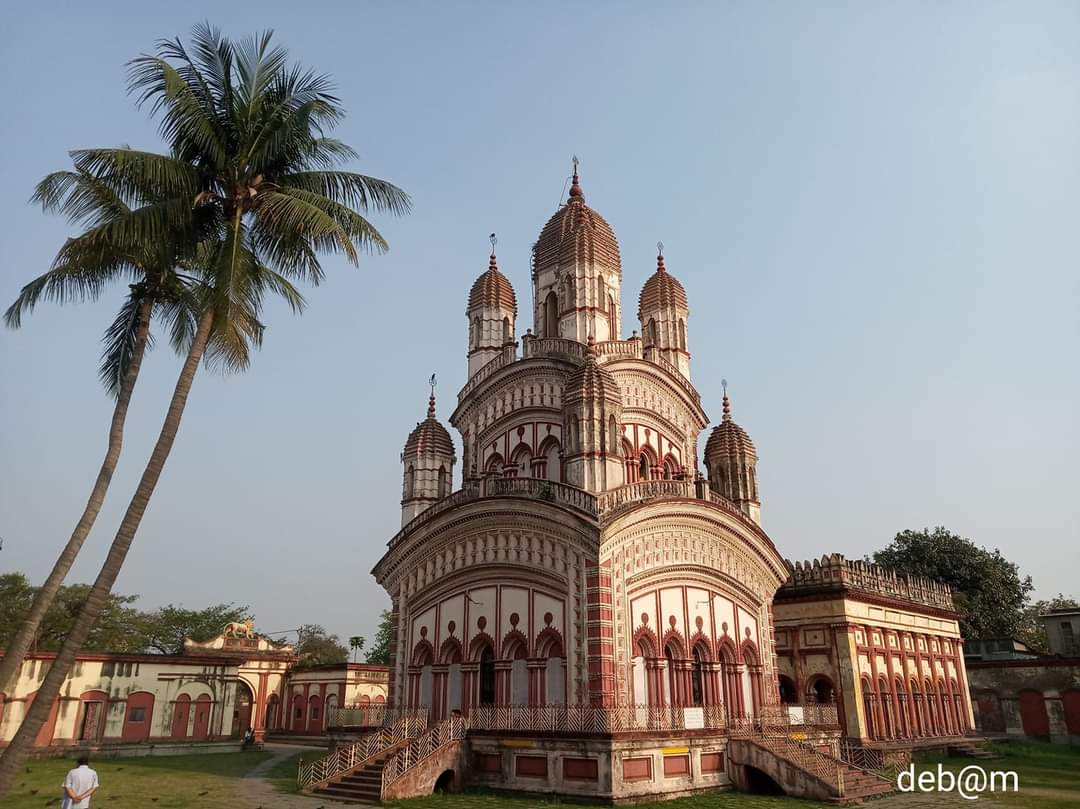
[569,155,583,200]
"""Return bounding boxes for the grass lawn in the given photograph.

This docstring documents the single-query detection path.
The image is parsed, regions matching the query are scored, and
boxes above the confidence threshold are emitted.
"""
[264,749,305,795]
[911,739,1080,809]
[3,750,270,809]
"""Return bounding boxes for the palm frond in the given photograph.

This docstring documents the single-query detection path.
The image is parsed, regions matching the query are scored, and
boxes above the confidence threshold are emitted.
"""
[281,171,411,216]
[100,290,155,397]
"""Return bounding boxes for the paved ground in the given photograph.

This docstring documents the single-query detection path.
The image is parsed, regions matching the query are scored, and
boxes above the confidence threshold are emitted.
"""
[236,744,354,809]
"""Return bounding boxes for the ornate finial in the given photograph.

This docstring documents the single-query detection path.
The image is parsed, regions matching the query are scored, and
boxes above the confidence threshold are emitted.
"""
[489,233,497,256]
[488,233,498,271]
[569,155,583,200]
[427,373,437,419]
[657,241,665,272]
[721,378,731,421]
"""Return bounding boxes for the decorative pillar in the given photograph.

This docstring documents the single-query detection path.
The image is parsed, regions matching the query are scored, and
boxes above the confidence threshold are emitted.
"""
[585,561,616,706]
[252,672,269,743]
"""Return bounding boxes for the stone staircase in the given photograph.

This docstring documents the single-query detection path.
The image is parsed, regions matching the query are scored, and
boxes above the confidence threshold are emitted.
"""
[311,752,391,804]
[947,738,998,759]
[832,760,895,803]
[730,734,894,803]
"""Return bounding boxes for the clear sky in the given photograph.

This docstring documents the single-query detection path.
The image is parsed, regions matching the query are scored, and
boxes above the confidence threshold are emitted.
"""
[2,2,1078,646]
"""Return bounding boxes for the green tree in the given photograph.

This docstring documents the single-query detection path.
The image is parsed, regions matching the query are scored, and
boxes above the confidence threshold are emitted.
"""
[1016,594,1080,653]
[139,603,252,654]
[870,527,1034,640]
[365,609,393,665]
[0,24,407,793]
[1,574,147,653]
[295,624,348,667]
[0,575,35,648]
[0,168,201,693]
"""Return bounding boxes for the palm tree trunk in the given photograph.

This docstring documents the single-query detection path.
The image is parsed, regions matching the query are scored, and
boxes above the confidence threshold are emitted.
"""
[0,299,154,694]
[0,309,214,797]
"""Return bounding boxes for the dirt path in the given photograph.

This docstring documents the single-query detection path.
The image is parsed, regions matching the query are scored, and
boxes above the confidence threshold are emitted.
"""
[236,744,354,809]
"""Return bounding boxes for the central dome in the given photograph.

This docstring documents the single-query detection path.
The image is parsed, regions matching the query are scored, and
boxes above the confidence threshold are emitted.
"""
[533,170,621,276]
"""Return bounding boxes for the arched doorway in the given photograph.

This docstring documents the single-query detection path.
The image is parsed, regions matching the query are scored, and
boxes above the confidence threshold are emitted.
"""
[171,694,191,739]
[192,694,212,739]
[807,676,834,704]
[265,694,280,732]
[479,647,496,705]
[1019,690,1049,738]
[232,681,254,737]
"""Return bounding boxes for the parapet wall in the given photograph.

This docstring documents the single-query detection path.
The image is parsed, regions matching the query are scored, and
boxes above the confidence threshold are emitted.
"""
[779,553,954,612]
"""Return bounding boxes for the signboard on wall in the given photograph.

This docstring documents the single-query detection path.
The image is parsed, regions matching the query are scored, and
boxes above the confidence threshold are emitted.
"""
[683,707,704,729]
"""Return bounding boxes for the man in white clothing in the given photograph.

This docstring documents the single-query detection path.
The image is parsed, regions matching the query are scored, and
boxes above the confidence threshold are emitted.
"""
[61,755,99,809]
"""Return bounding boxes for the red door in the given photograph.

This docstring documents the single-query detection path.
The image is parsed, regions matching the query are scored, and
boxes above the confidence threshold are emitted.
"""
[1019,690,1049,738]
[171,695,191,738]
[121,692,155,742]
[192,694,212,739]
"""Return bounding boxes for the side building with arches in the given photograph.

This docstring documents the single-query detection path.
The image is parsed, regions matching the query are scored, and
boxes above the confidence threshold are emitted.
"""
[772,554,975,747]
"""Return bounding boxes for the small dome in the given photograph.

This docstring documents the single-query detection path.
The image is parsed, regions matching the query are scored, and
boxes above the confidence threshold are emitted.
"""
[638,252,688,319]
[565,342,622,403]
[404,395,456,458]
[534,169,621,275]
[704,394,757,461]
[468,252,517,313]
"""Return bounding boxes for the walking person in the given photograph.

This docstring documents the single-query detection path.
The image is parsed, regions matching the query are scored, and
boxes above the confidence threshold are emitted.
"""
[62,755,98,809]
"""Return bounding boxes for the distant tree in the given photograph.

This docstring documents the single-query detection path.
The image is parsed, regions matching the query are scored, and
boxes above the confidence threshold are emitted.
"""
[870,527,1033,640]
[43,584,145,652]
[295,624,348,667]
[0,575,35,655]
[365,610,393,665]
[1016,594,1080,653]
[349,635,365,663]
[140,603,251,654]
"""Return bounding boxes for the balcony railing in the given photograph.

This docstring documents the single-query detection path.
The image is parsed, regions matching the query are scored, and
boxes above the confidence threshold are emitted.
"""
[461,702,836,734]
[596,479,695,515]
[521,335,587,363]
[485,477,598,516]
[326,704,401,728]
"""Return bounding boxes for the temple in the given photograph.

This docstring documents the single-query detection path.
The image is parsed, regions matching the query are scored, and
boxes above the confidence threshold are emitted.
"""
[301,165,977,803]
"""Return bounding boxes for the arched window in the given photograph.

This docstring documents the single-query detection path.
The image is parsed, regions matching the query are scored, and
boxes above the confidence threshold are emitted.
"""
[479,648,496,705]
[544,291,558,337]
[485,454,504,475]
[598,275,606,312]
[608,295,617,331]
[503,317,511,341]
[647,318,658,347]
[664,644,679,707]
[808,676,834,704]
[510,444,532,479]
[405,465,415,499]
[639,454,650,481]
[471,317,480,348]
[608,416,619,454]
[778,675,798,704]
[678,318,686,350]
[438,465,448,497]
[691,647,705,707]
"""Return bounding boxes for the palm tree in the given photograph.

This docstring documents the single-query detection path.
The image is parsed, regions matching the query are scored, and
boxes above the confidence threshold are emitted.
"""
[0,24,408,793]
[0,168,200,693]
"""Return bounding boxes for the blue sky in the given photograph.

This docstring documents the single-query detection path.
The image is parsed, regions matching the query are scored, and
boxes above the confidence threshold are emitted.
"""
[2,2,1077,645]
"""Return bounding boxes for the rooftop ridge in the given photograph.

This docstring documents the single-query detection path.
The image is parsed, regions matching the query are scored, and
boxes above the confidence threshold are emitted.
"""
[780,553,955,611]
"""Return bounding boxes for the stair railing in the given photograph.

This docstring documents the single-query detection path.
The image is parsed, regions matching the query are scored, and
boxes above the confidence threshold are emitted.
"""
[748,732,846,796]
[298,709,428,791]
[381,714,467,790]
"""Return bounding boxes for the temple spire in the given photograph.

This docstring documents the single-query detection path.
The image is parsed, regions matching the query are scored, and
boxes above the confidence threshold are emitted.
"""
[569,155,583,200]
